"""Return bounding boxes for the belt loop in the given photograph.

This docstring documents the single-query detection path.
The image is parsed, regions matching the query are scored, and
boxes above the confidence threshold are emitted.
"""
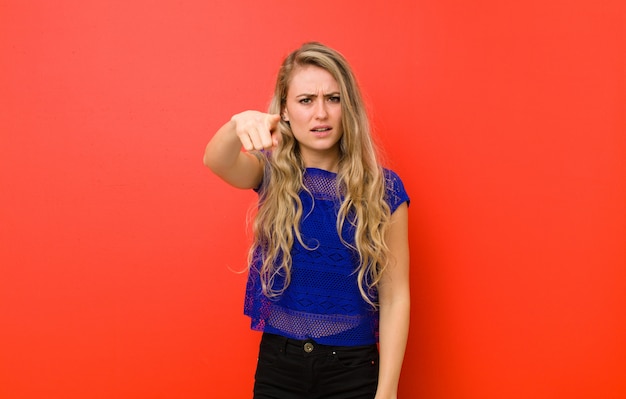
[279,334,288,354]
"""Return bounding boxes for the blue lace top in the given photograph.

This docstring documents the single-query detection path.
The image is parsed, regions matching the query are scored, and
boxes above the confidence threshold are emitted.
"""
[244,167,409,346]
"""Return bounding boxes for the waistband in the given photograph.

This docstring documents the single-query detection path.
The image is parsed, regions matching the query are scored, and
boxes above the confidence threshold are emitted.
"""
[261,332,377,356]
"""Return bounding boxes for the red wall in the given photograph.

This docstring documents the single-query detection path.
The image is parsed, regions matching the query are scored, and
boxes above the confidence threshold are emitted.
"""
[1,1,624,398]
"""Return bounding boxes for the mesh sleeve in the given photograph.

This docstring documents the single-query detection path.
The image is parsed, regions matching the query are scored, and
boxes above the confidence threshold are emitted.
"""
[383,168,410,213]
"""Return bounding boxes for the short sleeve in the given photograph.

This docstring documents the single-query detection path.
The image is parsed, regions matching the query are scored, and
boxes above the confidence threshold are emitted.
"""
[383,169,410,213]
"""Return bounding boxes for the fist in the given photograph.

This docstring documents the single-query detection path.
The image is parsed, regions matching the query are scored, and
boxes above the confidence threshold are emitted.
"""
[231,111,281,151]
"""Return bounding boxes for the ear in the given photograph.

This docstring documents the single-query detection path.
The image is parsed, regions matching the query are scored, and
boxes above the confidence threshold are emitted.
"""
[282,109,289,122]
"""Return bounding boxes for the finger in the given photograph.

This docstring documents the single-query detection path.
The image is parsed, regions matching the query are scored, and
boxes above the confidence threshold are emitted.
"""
[248,127,265,150]
[266,114,282,148]
[271,129,281,148]
[267,114,281,131]
[239,132,254,152]
[255,114,278,149]
[259,127,274,149]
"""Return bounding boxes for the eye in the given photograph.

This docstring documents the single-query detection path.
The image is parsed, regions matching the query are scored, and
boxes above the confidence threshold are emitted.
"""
[299,98,312,104]
[328,96,341,103]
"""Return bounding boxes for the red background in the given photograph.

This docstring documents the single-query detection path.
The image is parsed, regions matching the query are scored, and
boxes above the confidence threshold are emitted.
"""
[1,1,625,398]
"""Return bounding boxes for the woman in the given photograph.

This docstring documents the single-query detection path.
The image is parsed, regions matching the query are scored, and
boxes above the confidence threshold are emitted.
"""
[204,42,410,399]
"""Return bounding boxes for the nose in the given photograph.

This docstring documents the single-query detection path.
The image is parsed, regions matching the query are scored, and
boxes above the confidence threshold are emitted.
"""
[314,98,328,119]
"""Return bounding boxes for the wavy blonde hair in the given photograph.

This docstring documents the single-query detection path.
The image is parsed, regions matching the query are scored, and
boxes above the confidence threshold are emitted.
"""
[251,42,391,308]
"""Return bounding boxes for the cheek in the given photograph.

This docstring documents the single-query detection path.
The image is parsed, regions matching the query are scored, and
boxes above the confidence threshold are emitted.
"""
[288,113,312,133]
[335,106,342,118]
[289,108,309,123]
[287,117,307,138]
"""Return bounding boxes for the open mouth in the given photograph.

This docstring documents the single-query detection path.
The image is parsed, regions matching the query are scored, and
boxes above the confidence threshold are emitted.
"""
[311,127,331,132]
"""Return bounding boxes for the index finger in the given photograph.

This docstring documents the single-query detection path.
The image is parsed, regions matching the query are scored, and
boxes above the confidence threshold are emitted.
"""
[266,114,281,132]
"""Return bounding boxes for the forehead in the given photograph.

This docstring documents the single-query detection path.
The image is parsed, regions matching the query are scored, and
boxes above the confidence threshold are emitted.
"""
[287,65,340,95]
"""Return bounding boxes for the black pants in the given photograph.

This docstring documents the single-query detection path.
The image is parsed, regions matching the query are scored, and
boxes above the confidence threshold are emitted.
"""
[253,333,379,399]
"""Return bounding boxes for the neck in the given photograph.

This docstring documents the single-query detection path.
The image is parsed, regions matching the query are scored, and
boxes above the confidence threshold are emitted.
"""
[302,157,339,173]
[300,150,340,173]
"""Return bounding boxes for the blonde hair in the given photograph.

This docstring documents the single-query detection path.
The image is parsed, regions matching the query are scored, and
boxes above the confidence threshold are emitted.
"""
[251,42,391,308]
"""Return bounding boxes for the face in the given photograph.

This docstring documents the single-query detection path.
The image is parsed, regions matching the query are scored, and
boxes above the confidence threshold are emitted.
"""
[283,65,343,170]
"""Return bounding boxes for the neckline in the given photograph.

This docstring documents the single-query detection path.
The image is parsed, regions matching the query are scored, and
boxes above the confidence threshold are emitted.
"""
[305,167,337,175]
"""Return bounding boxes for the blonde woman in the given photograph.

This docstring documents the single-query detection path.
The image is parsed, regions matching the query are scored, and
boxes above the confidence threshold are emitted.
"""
[204,42,410,399]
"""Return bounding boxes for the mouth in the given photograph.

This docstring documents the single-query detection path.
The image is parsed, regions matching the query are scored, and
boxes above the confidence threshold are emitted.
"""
[311,126,332,135]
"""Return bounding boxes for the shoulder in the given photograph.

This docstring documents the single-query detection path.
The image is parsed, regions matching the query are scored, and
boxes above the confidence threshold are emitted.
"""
[382,168,405,188]
[382,168,410,213]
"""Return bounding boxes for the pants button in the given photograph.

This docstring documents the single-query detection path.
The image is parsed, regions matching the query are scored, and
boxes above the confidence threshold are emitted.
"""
[304,342,314,353]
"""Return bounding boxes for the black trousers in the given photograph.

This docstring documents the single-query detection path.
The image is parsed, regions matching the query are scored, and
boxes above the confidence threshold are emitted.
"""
[253,333,379,399]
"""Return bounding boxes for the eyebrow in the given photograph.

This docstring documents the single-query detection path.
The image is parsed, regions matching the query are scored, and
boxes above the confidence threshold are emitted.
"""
[295,92,341,98]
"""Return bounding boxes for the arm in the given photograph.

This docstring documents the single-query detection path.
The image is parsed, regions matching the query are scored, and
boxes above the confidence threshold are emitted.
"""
[375,202,410,399]
[203,111,281,189]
